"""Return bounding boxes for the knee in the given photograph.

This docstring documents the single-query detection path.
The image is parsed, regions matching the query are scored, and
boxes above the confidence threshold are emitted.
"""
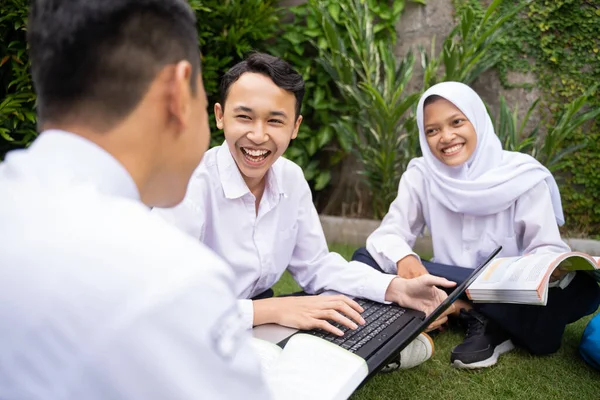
[351,247,369,261]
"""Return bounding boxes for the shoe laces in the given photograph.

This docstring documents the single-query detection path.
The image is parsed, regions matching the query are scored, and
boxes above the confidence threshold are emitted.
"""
[459,309,487,339]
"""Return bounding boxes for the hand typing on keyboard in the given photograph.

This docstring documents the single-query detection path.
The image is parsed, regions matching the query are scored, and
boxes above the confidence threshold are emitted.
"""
[253,294,367,336]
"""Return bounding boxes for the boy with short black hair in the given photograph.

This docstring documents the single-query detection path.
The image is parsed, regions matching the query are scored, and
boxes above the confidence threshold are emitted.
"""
[153,53,454,369]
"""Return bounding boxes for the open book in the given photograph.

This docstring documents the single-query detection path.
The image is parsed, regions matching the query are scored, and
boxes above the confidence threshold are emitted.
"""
[465,252,600,305]
[250,333,368,400]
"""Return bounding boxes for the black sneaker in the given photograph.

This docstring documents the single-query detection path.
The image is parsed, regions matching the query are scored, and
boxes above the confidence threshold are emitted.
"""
[451,309,514,369]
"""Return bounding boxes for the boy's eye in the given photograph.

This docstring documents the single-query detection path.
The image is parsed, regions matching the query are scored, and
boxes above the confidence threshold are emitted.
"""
[269,119,284,125]
[235,115,251,120]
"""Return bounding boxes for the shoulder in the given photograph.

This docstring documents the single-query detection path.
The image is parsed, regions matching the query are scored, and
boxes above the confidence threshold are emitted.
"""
[518,180,551,203]
[402,162,427,192]
[274,156,311,194]
[184,146,221,199]
[275,155,306,180]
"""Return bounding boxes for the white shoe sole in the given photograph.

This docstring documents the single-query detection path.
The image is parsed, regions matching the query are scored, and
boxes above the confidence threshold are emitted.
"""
[452,339,515,369]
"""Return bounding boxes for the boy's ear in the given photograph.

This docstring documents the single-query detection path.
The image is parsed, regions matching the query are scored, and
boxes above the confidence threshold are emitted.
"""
[214,103,224,130]
[291,115,303,140]
[168,61,194,133]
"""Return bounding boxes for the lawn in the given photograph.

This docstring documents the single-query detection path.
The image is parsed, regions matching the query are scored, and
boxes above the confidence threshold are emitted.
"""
[272,243,600,400]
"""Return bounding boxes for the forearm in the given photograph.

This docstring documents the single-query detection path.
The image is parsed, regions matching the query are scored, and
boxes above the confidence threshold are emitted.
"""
[252,298,281,326]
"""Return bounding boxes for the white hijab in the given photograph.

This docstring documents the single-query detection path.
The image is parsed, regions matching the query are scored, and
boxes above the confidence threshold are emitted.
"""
[407,81,564,225]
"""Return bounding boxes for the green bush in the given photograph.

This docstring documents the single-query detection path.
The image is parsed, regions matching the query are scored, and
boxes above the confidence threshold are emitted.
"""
[482,0,600,235]
[0,0,36,159]
[309,0,420,218]
[188,0,283,147]
[272,0,420,193]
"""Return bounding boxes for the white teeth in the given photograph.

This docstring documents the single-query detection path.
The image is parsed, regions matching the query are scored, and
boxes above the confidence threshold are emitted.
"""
[442,144,463,154]
[243,148,268,157]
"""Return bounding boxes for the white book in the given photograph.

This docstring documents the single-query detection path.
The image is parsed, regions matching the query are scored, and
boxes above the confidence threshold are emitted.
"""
[466,252,600,305]
[250,333,369,400]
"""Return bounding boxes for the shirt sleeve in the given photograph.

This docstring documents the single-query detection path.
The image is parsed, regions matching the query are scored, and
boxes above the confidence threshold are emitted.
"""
[515,181,571,255]
[366,169,426,274]
[286,177,395,304]
[69,253,272,400]
[514,181,575,289]
[237,299,255,331]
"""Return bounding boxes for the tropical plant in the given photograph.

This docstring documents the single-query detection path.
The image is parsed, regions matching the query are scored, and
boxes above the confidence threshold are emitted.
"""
[187,0,283,147]
[0,0,36,159]
[492,88,600,173]
[310,0,420,218]
[493,96,539,155]
[273,0,422,192]
[535,88,600,172]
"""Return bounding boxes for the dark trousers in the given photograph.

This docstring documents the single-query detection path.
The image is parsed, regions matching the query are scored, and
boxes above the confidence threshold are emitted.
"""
[352,247,600,355]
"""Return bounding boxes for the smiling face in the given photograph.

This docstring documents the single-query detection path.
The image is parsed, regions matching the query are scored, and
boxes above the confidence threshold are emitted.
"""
[423,97,477,167]
[214,72,302,189]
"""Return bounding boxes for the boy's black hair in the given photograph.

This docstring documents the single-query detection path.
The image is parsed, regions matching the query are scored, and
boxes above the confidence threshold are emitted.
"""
[219,52,305,118]
[28,0,200,129]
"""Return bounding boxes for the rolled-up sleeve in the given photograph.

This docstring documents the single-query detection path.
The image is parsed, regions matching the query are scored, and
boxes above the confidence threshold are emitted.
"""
[286,179,396,303]
[366,169,426,274]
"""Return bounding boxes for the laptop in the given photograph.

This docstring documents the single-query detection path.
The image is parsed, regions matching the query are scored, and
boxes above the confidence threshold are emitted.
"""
[253,246,502,380]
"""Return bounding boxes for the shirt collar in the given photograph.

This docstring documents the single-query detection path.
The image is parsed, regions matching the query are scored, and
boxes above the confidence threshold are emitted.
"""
[29,130,140,201]
[216,143,287,199]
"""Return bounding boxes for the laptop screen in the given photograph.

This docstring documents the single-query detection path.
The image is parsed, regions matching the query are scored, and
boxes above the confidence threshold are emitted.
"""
[406,246,502,340]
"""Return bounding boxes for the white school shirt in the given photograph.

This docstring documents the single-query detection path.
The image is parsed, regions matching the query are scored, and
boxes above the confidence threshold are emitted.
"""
[0,131,271,400]
[152,145,395,329]
[367,167,571,273]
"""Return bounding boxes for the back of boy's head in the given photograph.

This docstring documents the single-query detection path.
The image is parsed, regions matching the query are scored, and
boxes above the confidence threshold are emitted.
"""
[219,53,305,118]
[28,0,200,131]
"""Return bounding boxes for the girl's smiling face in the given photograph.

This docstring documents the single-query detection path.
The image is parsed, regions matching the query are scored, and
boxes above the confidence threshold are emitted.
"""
[423,97,477,167]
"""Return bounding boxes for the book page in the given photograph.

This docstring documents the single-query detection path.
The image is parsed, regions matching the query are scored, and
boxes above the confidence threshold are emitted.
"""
[267,333,368,400]
[250,337,282,376]
[468,254,557,291]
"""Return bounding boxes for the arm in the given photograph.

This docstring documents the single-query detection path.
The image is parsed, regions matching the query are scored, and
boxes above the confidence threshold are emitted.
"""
[515,181,570,255]
[286,177,396,304]
[366,169,428,277]
[515,181,572,283]
[278,174,452,329]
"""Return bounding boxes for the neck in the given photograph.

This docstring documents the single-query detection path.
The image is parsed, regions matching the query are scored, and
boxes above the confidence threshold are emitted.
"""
[244,175,266,198]
[44,121,155,203]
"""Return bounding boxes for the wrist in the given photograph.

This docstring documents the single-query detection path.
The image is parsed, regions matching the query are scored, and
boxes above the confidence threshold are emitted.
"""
[384,276,406,303]
[252,297,281,326]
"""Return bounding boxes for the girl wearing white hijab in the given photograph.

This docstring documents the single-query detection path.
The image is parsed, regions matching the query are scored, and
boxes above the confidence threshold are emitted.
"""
[353,81,600,369]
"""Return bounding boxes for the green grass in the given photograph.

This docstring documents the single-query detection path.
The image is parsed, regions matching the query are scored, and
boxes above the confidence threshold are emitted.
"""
[272,244,600,400]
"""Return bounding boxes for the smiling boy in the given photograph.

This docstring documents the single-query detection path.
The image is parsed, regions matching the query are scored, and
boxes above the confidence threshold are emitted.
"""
[152,54,454,367]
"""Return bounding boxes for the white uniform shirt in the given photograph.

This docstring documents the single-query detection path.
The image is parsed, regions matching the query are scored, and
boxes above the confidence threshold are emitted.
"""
[152,145,395,329]
[0,131,271,400]
[367,167,571,274]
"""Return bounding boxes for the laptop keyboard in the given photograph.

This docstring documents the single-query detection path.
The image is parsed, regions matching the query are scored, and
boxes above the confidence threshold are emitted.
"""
[308,299,406,353]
